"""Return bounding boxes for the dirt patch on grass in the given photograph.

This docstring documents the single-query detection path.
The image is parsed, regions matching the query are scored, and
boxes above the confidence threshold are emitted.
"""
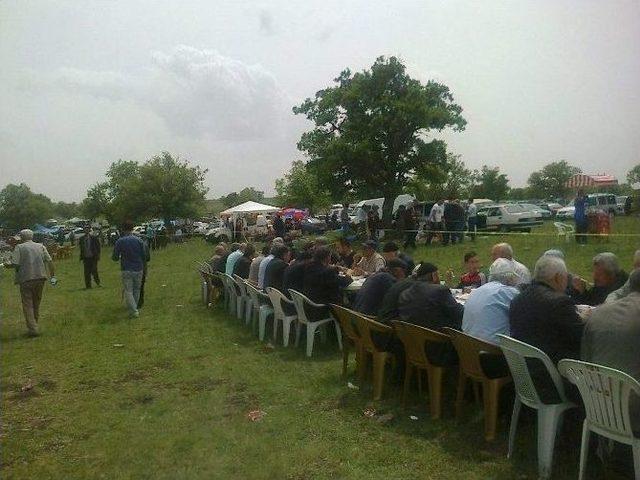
[117,359,175,384]
[225,381,259,411]
[179,376,227,396]
[119,393,155,409]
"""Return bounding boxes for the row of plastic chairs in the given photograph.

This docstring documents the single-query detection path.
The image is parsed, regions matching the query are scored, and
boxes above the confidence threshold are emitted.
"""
[330,305,640,479]
[215,272,343,357]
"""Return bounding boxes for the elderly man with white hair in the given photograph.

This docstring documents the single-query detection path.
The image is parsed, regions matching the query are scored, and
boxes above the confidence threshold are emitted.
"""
[3,229,56,336]
[571,252,628,306]
[605,249,640,303]
[509,255,584,365]
[490,242,531,285]
[462,258,521,344]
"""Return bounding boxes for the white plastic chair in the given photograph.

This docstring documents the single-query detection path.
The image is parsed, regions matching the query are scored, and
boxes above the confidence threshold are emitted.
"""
[553,222,574,242]
[558,359,640,480]
[232,274,249,321]
[266,287,298,347]
[221,274,237,316]
[288,289,343,357]
[497,335,578,479]
[244,282,274,341]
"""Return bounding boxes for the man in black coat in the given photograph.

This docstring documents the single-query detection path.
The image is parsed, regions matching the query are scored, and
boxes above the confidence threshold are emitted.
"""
[263,245,291,292]
[509,254,584,402]
[302,247,352,314]
[79,225,101,289]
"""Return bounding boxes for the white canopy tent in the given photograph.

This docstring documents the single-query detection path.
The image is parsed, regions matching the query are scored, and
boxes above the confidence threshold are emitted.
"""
[220,201,280,216]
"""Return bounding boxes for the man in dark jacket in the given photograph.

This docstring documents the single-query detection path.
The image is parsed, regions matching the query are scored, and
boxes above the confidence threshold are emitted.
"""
[79,225,101,289]
[264,245,291,291]
[509,254,584,403]
[233,244,255,279]
[302,247,352,306]
[571,252,628,306]
[353,259,407,316]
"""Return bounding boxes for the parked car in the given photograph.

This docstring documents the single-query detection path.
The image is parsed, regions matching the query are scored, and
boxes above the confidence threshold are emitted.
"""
[519,203,552,219]
[555,206,575,220]
[616,196,630,215]
[586,193,623,215]
[537,202,563,215]
[476,204,543,232]
[300,217,327,235]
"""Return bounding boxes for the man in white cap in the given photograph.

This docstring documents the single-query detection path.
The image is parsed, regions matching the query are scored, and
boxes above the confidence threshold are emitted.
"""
[462,258,520,344]
[3,229,56,336]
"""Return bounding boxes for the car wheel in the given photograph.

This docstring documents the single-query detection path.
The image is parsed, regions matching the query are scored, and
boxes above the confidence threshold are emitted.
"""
[499,225,509,233]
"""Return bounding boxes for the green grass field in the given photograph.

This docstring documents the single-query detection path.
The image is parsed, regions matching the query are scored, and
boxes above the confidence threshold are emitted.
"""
[2,218,638,479]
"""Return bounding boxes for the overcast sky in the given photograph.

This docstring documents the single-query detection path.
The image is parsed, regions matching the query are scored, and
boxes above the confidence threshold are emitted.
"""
[1,1,639,202]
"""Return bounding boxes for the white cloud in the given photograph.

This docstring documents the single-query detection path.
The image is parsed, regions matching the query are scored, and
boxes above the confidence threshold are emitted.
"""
[47,45,290,142]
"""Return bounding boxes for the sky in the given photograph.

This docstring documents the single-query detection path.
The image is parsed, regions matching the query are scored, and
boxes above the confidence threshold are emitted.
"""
[1,0,639,202]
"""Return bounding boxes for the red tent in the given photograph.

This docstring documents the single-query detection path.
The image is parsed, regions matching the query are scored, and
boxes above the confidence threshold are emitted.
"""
[565,174,618,188]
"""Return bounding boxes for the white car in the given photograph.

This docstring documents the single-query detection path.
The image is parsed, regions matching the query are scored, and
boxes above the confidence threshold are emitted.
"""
[477,204,543,232]
[555,206,575,220]
[519,203,552,219]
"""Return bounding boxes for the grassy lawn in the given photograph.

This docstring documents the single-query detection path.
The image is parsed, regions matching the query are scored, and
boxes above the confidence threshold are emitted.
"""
[1,218,638,479]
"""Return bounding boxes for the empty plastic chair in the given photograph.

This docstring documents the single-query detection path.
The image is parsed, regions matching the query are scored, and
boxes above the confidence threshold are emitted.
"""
[245,282,274,340]
[393,321,455,419]
[232,274,250,321]
[331,305,365,379]
[444,327,513,441]
[267,288,298,347]
[558,359,640,480]
[288,290,342,357]
[497,334,578,479]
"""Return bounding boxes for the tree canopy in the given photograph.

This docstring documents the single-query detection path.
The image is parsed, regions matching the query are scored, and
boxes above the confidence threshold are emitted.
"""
[293,56,466,223]
[627,164,640,185]
[275,161,332,213]
[0,183,54,229]
[80,152,208,223]
[220,187,265,208]
[404,153,472,201]
[527,160,581,199]
[470,166,510,201]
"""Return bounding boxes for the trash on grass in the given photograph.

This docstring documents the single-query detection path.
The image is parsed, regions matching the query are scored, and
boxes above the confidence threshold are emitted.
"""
[363,407,376,418]
[347,382,359,390]
[409,415,419,421]
[112,344,124,348]
[246,410,266,422]
[20,380,34,392]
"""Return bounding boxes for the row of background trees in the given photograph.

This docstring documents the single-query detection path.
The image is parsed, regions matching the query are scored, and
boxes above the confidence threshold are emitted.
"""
[2,56,640,229]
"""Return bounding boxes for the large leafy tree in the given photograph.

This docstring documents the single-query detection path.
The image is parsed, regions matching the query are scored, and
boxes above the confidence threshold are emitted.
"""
[527,160,581,199]
[0,183,53,229]
[405,153,471,201]
[80,152,208,224]
[293,56,466,224]
[275,160,332,213]
[470,165,510,201]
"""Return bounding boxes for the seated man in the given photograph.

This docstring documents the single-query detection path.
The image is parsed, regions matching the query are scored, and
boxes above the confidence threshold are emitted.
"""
[258,237,285,289]
[302,247,352,307]
[209,244,228,273]
[381,242,415,276]
[224,243,244,276]
[353,258,407,316]
[335,237,355,269]
[263,245,291,292]
[233,244,255,279]
[571,252,628,306]
[491,242,531,285]
[509,255,584,364]
[582,269,640,430]
[353,240,386,276]
[456,251,487,289]
[509,254,584,403]
[605,249,640,303]
[397,264,464,331]
[248,246,268,284]
[462,258,519,344]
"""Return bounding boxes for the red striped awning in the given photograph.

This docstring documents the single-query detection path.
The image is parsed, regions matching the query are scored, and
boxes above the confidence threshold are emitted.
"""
[565,174,618,188]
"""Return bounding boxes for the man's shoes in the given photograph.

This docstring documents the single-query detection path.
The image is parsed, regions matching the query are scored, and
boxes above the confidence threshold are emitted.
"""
[130,311,139,319]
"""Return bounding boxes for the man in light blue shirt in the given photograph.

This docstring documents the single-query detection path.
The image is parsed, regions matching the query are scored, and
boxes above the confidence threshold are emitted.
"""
[257,237,285,289]
[225,243,245,276]
[462,258,520,344]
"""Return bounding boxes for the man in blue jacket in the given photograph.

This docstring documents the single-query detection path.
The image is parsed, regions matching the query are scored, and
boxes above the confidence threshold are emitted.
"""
[112,221,146,318]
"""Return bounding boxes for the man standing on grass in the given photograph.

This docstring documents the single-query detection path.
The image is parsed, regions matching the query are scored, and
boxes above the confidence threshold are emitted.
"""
[4,229,56,337]
[79,225,101,289]
[112,221,145,318]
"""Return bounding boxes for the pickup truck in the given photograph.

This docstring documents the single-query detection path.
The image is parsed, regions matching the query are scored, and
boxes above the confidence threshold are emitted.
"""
[476,204,543,233]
